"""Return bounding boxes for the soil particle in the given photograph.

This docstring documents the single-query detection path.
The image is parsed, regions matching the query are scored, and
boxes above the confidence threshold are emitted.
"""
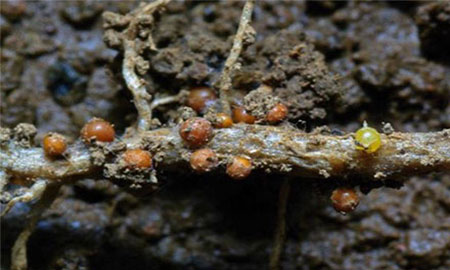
[49,249,90,270]
[1,84,36,127]
[35,99,78,139]
[102,29,122,50]
[46,60,88,106]
[306,0,346,16]
[243,84,279,121]
[85,140,120,167]
[415,2,450,63]
[12,123,37,148]
[390,229,450,269]
[0,0,27,22]
[382,122,395,135]
[111,2,343,124]
[0,127,12,145]
[0,49,24,92]
[60,0,104,28]
[245,30,342,122]
[177,106,197,122]
[0,15,11,40]
[151,47,185,76]
[329,57,369,114]
[324,3,449,131]
[69,68,121,128]
[4,29,56,57]
[304,17,344,59]
[73,179,120,202]
[90,148,106,166]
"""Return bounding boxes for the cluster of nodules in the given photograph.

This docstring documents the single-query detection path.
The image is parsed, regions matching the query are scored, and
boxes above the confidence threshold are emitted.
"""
[178,86,289,180]
[39,84,289,181]
[40,85,381,203]
[178,113,363,213]
[43,118,152,171]
[187,86,289,125]
[330,123,384,215]
[178,114,252,180]
[329,124,383,215]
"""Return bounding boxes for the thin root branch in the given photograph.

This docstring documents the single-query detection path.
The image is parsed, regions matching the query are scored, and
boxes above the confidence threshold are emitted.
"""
[10,182,61,270]
[1,179,48,217]
[217,0,256,115]
[141,0,172,14]
[104,0,172,132]
[123,40,153,131]
[270,178,291,270]
[150,90,189,111]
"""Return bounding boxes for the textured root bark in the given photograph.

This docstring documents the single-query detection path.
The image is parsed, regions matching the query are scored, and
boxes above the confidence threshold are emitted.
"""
[1,125,448,184]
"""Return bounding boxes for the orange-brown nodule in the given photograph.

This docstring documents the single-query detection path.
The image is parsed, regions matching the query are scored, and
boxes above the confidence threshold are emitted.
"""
[266,103,288,124]
[190,148,218,173]
[43,133,67,157]
[187,86,217,113]
[81,118,115,143]
[226,156,252,180]
[214,113,233,128]
[179,117,213,148]
[232,107,255,124]
[123,149,152,169]
[330,187,360,215]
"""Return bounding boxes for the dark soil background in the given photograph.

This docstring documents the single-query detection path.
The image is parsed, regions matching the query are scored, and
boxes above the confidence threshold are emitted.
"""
[1,1,449,269]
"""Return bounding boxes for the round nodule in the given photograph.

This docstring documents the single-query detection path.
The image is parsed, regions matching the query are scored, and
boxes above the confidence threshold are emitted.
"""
[355,126,381,153]
[226,156,252,180]
[81,118,115,143]
[123,149,152,169]
[266,103,288,124]
[190,148,218,173]
[179,117,213,148]
[331,188,360,215]
[43,133,67,157]
[187,86,217,113]
[232,107,255,124]
[214,113,233,128]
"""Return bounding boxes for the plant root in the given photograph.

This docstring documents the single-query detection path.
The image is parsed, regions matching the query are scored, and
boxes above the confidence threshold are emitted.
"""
[217,0,256,115]
[1,179,48,217]
[103,0,172,131]
[1,124,448,185]
[10,182,61,270]
[150,90,189,112]
[270,178,291,270]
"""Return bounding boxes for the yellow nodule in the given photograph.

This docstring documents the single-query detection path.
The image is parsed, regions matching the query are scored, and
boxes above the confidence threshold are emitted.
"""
[355,126,381,153]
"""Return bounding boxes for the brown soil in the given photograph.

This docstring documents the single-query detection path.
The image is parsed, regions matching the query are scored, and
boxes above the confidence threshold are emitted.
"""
[1,1,449,270]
